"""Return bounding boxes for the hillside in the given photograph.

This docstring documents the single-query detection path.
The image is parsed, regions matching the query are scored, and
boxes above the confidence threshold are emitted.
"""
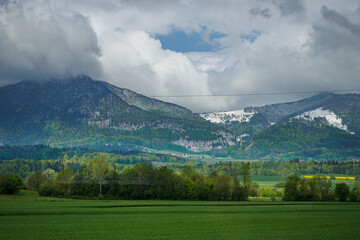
[0,76,235,152]
[1,77,359,160]
[201,93,360,160]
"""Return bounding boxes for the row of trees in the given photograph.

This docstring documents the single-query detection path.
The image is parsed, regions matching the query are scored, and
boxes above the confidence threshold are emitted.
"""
[283,174,360,202]
[214,160,360,177]
[36,157,252,201]
[0,152,189,179]
[1,144,359,180]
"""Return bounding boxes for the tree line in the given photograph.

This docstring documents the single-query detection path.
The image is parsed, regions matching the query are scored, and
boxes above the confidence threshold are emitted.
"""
[29,157,252,201]
[2,158,359,202]
[283,174,360,202]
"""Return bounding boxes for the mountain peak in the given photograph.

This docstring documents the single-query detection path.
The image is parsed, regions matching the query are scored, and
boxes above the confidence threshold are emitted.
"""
[0,76,230,152]
[308,92,336,101]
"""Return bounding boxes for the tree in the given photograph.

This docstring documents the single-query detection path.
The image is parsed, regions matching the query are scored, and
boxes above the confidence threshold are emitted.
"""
[87,156,113,196]
[212,174,231,201]
[335,183,350,202]
[39,180,57,197]
[26,171,47,190]
[354,175,360,189]
[44,168,56,179]
[316,176,334,201]
[154,167,185,200]
[350,186,360,202]
[241,162,251,187]
[249,182,260,197]
[118,163,155,199]
[231,165,247,201]
[298,178,312,201]
[0,174,23,194]
[240,162,251,198]
[55,168,74,196]
[181,165,194,178]
[283,174,301,201]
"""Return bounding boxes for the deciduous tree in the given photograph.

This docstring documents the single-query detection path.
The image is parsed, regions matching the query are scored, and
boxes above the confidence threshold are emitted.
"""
[283,174,301,201]
[335,183,350,202]
[26,171,47,190]
[87,156,113,196]
[0,174,23,194]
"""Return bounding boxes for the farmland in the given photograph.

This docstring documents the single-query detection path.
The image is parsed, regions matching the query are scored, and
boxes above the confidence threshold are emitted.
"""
[1,191,360,240]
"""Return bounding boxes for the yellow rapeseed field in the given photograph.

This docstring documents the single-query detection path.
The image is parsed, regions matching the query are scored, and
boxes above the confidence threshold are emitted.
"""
[304,176,355,180]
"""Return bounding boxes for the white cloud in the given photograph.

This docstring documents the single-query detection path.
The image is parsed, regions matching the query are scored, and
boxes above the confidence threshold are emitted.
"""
[1,0,360,112]
[100,29,227,112]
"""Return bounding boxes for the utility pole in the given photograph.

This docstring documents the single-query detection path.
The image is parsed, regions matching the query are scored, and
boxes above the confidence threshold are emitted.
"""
[99,179,102,196]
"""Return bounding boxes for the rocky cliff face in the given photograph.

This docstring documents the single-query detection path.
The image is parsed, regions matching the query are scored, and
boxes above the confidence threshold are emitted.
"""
[172,130,236,152]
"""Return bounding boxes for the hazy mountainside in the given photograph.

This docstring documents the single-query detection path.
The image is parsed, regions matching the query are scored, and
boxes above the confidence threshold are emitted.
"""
[0,75,235,152]
[103,81,194,118]
[202,93,360,160]
[0,75,197,128]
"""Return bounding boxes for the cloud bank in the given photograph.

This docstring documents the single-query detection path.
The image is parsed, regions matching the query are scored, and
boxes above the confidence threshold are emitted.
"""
[0,0,360,112]
[0,1,102,85]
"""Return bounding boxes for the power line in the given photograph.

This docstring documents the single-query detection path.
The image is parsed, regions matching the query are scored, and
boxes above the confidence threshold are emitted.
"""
[1,87,360,98]
[149,88,360,98]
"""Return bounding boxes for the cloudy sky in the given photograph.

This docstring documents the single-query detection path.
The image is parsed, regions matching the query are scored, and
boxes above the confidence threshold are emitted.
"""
[1,0,360,112]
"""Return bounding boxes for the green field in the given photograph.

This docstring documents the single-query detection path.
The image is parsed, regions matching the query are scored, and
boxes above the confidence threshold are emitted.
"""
[251,175,356,188]
[1,191,360,240]
[251,176,286,187]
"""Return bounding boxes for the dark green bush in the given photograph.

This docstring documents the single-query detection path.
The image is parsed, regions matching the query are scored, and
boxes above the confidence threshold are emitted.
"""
[0,174,23,194]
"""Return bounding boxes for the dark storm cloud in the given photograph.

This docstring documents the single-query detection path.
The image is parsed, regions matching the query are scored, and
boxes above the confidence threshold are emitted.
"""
[249,7,272,18]
[321,6,360,36]
[273,0,305,16]
[0,0,9,6]
[310,6,360,54]
[0,1,102,86]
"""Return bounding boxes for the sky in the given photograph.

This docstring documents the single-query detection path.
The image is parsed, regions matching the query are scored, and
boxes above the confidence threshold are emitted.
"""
[0,0,360,112]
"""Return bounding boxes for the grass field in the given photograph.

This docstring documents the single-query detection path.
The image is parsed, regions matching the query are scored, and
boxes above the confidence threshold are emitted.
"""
[251,176,286,187]
[1,191,360,240]
[251,175,356,188]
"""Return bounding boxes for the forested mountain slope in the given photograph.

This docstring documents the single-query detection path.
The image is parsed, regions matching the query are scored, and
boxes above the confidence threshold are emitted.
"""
[0,75,235,152]
[202,93,360,160]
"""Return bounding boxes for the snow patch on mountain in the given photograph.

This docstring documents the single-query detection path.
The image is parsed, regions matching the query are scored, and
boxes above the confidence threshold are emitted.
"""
[200,110,255,124]
[294,108,353,133]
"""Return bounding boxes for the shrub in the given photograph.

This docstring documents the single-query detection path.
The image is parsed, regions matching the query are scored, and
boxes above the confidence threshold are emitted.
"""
[26,171,47,190]
[0,174,23,195]
[350,187,360,202]
[39,180,57,197]
[335,183,350,202]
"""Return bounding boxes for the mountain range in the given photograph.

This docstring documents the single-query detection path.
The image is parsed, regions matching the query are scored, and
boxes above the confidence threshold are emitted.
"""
[0,75,359,160]
[0,76,235,152]
[201,92,359,130]
[201,92,360,160]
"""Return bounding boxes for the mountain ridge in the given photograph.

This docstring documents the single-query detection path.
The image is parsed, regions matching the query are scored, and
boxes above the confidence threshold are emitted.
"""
[201,92,360,160]
[1,76,359,159]
[200,92,360,135]
[0,75,235,151]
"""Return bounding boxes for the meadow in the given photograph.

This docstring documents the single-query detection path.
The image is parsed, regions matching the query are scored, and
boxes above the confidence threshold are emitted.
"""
[252,175,356,188]
[1,191,360,240]
[250,175,286,187]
